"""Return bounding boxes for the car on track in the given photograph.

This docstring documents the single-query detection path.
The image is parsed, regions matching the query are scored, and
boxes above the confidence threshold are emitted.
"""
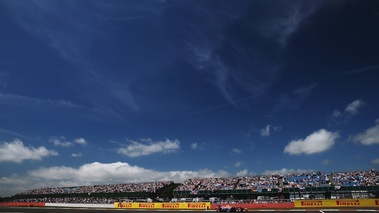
[216,205,248,212]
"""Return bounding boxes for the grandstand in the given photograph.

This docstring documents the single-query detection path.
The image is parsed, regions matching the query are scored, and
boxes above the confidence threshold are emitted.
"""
[2,170,379,203]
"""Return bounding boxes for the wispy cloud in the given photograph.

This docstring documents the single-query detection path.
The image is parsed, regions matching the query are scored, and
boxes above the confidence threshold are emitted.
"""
[236,169,248,176]
[321,159,331,165]
[332,100,365,118]
[0,139,58,163]
[74,138,87,146]
[284,129,339,155]
[329,100,366,127]
[345,100,365,115]
[262,168,313,175]
[49,136,87,147]
[49,136,72,147]
[71,152,83,158]
[260,124,281,137]
[346,64,379,74]
[2,1,141,115]
[0,127,34,140]
[352,119,379,145]
[273,84,317,113]
[192,94,263,115]
[372,158,379,164]
[258,1,323,46]
[232,148,242,154]
[190,142,198,149]
[0,93,83,109]
[2,1,100,65]
[0,71,10,93]
[187,1,324,109]
[234,161,243,167]
[117,138,180,158]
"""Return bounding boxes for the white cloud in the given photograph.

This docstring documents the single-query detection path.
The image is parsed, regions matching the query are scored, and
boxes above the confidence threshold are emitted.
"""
[260,124,281,137]
[0,139,58,163]
[74,137,87,146]
[345,100,365,115]
[0,175,29,197]
[49,136,72,147]
[234,161,243,167]
[49,136,88,147]
[262,168,313,175]
[371,158,379,164]
[117,138,180,157]
[0,161,229,197]
[260,125,271,137]
[332,110,342,118]
[353,119,379,145]
[71,152,82,157]
[284,129,339,155]
[236,169,248,176]
[232,148,242,154]
[331,100,365,121]
[191,142,198,149]
[321,159,330,165]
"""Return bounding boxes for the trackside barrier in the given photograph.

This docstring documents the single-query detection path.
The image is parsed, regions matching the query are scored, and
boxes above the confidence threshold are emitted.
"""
[294,199,379,208]
[114,202,211,210]
[211,203,294,209]
[45,203,113,208]
[0,202,45,207]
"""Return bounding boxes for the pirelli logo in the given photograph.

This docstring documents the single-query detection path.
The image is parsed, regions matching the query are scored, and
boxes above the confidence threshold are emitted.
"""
[139,203,155,208]
[375,200,379,206]
[162,203,180,208]
[119,202,132,208]
[336,200,360,206]
[301,201,323,206]
[187,203,207,208]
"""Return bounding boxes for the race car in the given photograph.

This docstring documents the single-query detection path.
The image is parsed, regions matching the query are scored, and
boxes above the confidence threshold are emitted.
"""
[216,205,248,212]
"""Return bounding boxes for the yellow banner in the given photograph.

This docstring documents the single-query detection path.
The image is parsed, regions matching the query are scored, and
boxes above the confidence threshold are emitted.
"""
[294,199,379,208]
[114,202,211,209]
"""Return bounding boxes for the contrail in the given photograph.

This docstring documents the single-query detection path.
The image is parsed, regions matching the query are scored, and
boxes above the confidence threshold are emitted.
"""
[346,64,379,73]
[191,93,264,115]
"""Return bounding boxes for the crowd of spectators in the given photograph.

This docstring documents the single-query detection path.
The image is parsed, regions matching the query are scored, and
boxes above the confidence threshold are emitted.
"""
[174,169,379,191]
[12,170,379,197]
[11,197,121,204]
[16,181,173,195]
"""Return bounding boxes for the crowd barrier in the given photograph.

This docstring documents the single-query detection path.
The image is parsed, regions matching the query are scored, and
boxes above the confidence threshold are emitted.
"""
[0,202,45,207]
[294,199,379,208]
[114,202,210,209]
[211,203,294,209]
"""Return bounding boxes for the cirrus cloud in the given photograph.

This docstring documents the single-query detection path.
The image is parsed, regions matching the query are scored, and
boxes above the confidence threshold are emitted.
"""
[117,138,180,157]
[49,136,88,147]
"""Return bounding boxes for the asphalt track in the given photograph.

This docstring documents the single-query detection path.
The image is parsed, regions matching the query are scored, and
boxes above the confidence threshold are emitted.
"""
[0,208,377,213]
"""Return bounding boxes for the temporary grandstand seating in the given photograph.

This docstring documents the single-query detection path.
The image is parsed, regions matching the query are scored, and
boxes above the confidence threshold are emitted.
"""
[4,169,378,203]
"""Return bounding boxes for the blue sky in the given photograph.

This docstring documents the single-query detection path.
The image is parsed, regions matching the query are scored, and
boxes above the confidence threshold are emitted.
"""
[0,0,379,197]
